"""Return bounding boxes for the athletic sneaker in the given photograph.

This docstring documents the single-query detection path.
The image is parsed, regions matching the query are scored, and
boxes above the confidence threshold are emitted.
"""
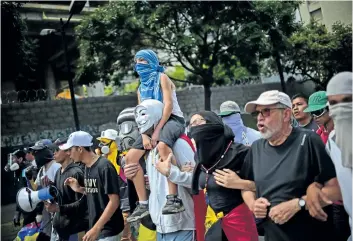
[127,203,149,223]
[162,195,185,215]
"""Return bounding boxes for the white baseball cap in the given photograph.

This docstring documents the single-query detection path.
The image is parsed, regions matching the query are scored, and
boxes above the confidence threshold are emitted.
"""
[244,90,292,114]
[97,129,118,141]
[219,101,241,116]
[59,131,93,150]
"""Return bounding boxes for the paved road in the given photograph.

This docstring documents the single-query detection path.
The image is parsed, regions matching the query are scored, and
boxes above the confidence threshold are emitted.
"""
[1,203,266,241]
[1,203,16,224]
[1,203,20,241]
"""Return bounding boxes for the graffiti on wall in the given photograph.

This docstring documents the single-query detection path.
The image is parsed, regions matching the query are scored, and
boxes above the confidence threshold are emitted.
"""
[1,125,100,147]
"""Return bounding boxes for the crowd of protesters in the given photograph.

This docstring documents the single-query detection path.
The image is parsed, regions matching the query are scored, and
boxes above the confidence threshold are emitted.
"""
[5,49,352,241]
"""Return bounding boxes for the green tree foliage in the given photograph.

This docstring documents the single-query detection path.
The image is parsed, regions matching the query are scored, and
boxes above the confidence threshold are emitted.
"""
[165,65,189,88]
[252,1,301,92]
[75,1,299,109]
[122,81,139,94]
[1,2,38,88]
[284,21,352,88]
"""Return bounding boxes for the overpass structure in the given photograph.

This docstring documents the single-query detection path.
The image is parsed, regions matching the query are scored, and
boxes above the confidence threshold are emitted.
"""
[16,1,108,97]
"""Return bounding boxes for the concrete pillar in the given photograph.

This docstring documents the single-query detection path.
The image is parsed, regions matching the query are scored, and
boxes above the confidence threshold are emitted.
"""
[45,64,56,100]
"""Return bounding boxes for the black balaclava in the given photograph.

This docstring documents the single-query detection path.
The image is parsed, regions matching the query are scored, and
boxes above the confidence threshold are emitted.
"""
[190,111,250,195]
[189,111,235,168]
[34,147,54,169]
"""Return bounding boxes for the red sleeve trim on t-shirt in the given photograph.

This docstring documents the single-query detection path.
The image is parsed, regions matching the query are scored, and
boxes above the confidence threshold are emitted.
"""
[179,134,196,153]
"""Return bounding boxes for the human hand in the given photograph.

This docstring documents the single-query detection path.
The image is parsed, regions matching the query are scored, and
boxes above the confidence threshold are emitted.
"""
[83,227,100,241]
[269,199,300,225]
[44,202,59,213]
[252,197,271,218]
[142,134,152,150]
[181,162,194,173]
[25,166,35,180]
[213,169,241,188]
[155,153,172,177]
[64,177,81,193]
[306,182,332,221]
[124,163,142,180]
[151,129,161,148]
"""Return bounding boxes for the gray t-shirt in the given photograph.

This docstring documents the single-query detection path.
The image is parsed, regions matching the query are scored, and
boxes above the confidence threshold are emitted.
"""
[240,128,336,241]
[300,118,319,132]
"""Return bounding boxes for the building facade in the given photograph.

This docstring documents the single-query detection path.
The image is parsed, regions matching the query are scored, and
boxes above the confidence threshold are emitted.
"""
[298,1,352,31]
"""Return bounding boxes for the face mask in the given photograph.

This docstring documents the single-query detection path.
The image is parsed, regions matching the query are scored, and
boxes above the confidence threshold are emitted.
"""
[189,123,226,167]
[134,63,150,76]
[101,145,110,155]
[329,102,352,168]
[99,141,112,155]
[134,102,162,135]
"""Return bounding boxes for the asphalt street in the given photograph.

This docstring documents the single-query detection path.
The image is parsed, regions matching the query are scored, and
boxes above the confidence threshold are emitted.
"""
[1,203,265,241]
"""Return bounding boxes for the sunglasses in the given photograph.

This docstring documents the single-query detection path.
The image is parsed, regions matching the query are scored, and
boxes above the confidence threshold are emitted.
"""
[311,107,328,118]
[251,107,286,118]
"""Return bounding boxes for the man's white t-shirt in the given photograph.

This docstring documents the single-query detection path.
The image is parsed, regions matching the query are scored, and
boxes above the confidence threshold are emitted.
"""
[326,131,352,241]
[35,161,61,187]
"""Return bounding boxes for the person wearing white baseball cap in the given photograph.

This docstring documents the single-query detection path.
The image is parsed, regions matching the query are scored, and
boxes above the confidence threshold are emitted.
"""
[240,90,339,241]
[96,129,121,173]
[219,101,260,146]
[64,131,124,241]
[59,131,93,151]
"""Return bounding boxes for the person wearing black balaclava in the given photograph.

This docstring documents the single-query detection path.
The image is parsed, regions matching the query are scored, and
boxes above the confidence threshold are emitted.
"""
[30,144,61,240]
[189,111,258,241]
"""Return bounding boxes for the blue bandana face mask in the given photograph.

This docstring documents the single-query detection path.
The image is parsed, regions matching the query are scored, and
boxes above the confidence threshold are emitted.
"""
[134,63,150,76]
[134,49,165,102]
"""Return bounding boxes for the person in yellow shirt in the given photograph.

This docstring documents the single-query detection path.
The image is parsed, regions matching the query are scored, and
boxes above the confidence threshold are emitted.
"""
[97,129,121,174]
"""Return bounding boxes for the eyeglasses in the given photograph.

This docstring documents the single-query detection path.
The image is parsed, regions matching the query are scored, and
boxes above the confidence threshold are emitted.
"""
[251,107,286,118]
[187,118,206,131]
[311,107,328,118]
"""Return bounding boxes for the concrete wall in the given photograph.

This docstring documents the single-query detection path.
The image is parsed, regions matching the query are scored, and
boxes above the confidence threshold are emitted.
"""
[1,82,314,205]
[1,82,309,148]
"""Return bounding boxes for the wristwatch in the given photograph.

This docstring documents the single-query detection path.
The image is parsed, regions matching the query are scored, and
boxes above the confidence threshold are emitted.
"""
[298,198,306,210]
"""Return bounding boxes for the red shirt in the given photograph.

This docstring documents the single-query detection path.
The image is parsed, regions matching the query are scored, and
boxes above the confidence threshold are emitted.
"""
[316,126,330,144]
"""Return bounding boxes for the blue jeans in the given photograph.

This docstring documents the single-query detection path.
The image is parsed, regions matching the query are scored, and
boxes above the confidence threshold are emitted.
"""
[157,230,195,241]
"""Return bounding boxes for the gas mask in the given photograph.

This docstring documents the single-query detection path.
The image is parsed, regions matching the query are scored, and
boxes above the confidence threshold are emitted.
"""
[117,107,141,151]
[134,99,164,135]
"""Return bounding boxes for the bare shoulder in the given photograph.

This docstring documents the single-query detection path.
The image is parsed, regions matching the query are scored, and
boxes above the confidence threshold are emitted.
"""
[160,73,175,89]
[160,73,170,84]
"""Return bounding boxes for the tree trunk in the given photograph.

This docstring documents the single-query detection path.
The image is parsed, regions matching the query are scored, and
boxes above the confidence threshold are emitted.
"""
[274,50,287,94]
[204,84,212,110]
